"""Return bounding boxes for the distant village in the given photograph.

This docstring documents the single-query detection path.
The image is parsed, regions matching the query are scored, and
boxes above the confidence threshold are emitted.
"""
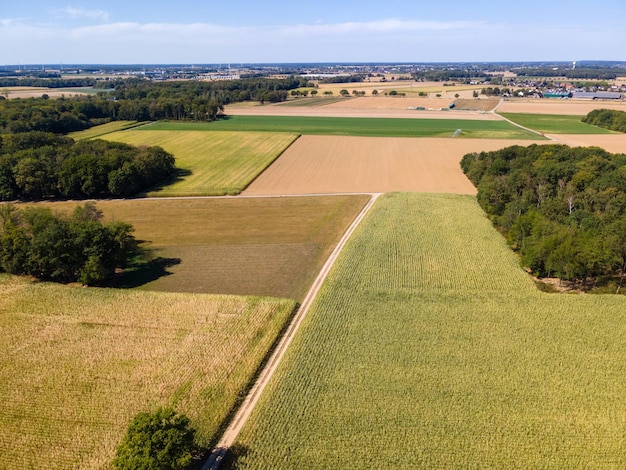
[1,61,625,100]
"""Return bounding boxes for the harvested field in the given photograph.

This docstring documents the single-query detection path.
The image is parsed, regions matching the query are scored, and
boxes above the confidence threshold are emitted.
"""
[453,98,501,111]
[2,86,93,99]
[224,103,502,120]
[0,275,296,469]
[243,135,546,196]
[497,98,626,115]
[547,133,626,154]
[39,195,369,301]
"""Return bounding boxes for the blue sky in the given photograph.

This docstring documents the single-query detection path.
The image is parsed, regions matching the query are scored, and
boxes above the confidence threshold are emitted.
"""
[2,1,625,64]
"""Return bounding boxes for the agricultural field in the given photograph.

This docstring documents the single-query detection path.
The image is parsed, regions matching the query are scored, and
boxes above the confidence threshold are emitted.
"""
[500,113,615,134]
[0,275,296,469]
[231,193,626,469]
[146,116,541,139]
[41,195,369,301]
[243,135,546,196]
[102,129,298,196]
[546,133,626,154]
[67,120,145,140]
[497,98,626,115]
[1,86,94,99]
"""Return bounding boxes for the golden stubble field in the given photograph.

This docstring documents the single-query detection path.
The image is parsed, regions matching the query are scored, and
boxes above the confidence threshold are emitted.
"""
[547,133,626,153]
[243,135,546,196]
[497,98,626,115]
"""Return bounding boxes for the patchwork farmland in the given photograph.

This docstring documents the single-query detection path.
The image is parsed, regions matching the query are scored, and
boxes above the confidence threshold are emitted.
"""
[3,91,626,469]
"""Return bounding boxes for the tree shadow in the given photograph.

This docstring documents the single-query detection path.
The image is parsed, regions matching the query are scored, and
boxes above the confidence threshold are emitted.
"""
[198,444,249,470]
[134,168,192,196]
[111,253,181,288]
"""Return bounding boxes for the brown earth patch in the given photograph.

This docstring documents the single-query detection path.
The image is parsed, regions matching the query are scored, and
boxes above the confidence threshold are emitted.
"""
[243,135,546,196]
[546,134,626,153]
[497,98,626,115]
[453,98,501,111]
[224,103,502,120]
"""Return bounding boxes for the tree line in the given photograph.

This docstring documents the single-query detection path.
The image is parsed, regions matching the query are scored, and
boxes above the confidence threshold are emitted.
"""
[461,144,626,291]
[513,67,618,80]
[582,109,626,133]
[0,202,138,285]
[0,76,310,134]
[0,131,175,200]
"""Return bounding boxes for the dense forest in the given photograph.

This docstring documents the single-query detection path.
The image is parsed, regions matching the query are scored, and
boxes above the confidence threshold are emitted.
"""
[513,67,618,80]
[0,76,309,134]
[0,202,138,285]
[582,109,626,133]
[461,144,626,291]
[412,69,488,82]
[0,132,175,200]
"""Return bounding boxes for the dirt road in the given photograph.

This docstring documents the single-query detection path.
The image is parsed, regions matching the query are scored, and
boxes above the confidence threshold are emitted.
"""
[202,193,381,469]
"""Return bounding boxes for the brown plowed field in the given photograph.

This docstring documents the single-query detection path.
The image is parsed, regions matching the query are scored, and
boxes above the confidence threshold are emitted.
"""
[497,99,626,115]
[224,103,501,120]
[243,135,546,196]
[547,134,626,153]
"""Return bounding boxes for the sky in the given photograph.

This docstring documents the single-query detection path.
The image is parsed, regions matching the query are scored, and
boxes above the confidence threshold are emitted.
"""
[2,1,625,65]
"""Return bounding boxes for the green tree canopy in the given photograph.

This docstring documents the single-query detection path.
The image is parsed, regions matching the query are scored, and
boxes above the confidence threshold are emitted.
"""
[113,407,197,470]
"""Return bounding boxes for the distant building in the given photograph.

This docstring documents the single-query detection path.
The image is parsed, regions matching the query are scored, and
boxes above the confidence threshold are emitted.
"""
[572,91,623,100]
[543,91,572,99]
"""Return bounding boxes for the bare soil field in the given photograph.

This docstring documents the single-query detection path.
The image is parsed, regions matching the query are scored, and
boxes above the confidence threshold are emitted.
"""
[547,133,626,153]
[2,86,90,99]
[497,98,626,115]
[243,135,546,196]
[225,102,501,121]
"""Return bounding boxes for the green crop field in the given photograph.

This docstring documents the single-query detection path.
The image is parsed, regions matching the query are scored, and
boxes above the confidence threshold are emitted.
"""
[500,113,616,134]
[232,193,626,469]
[41,195,369,301]
[0,275,295,469]
[67,121,145,140]
[142,116,542,139]
[102,129,298,196]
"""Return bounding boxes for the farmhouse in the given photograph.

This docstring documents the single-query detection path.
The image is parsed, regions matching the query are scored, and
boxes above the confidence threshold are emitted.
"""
[572,91,623,100]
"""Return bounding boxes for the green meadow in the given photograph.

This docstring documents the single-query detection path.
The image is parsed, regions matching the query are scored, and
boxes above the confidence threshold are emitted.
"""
[142,115,543,139]
[500,113,616,134]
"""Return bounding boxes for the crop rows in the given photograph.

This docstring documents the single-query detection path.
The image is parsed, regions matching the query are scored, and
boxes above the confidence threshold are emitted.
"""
[103,129,298,196]
[231,193,626,469]
[0,276,295,468]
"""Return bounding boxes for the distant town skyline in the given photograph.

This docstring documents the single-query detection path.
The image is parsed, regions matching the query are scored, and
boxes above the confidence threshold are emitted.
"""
[2,1,625,64]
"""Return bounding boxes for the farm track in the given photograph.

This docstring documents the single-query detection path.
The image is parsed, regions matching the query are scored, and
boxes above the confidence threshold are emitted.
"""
[201,192,381,470]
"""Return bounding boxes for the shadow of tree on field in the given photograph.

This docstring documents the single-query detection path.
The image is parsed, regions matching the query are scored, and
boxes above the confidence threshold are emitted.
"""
[112,255,182,289]
[135,167,193,197]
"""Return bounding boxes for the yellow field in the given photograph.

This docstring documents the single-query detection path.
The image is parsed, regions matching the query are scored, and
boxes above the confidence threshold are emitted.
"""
[67,121,144,140]
[0,275,295,469]
[102,129,298,196]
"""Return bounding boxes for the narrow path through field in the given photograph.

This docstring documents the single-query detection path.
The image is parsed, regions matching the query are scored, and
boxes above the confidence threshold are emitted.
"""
[494,105,556,141]
[201,192,382,470]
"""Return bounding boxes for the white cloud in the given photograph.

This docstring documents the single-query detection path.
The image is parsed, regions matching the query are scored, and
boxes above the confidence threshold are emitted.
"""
[0,16,623,64]
[56,6,110,22]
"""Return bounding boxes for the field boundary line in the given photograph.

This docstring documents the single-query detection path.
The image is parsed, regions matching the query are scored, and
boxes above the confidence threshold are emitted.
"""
[202,192,382,470]
[496,110,556,141]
